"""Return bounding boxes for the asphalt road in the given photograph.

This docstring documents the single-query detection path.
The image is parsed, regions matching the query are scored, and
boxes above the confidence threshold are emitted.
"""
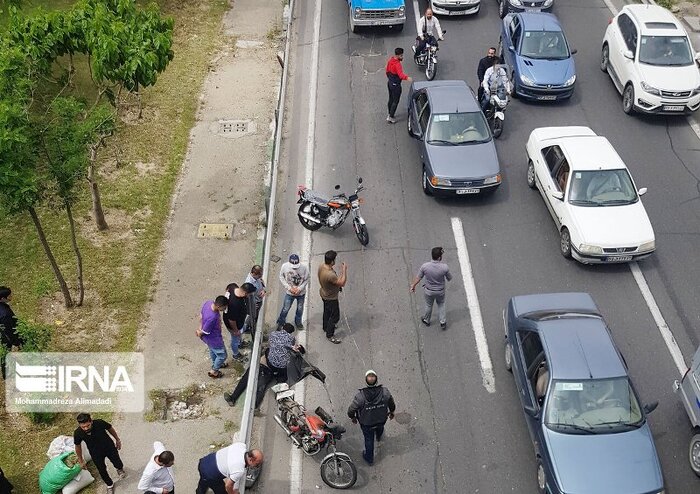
[256,0,700,492]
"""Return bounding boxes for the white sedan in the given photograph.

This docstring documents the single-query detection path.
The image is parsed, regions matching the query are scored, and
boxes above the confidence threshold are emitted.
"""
[525,126,655,264]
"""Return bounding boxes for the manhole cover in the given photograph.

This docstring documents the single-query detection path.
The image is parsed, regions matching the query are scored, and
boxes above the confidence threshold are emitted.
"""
[214,119,256,138]
[197,223,233,239]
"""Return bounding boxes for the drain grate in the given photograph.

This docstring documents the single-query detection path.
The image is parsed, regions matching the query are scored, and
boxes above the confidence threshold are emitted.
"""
[215,119,256,138]
[197,223,233,239]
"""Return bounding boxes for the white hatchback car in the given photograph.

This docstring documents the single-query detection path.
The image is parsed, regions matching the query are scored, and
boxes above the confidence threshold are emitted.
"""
[526,126,655,264]
[601,4,700,115]
[430,0,480,16]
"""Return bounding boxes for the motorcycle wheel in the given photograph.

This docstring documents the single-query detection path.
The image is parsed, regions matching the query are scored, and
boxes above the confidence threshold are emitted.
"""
[353,218,369,246]
[426,59,437,81]
[297,203,323,231]
[493,117,503,139]
[320,455,357,489]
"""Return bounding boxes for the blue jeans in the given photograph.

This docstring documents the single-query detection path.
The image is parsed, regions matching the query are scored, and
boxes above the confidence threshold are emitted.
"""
[360,424,385,464]
[228,330,242,357]
[208,346,227,371]
[277,293,305,326]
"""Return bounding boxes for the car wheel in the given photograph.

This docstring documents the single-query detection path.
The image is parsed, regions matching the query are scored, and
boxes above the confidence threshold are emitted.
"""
[536,460,547,494]
[394,23,404,32]
[498,0,507,18]
[509,71,518,99]
[600,44,609,72]
[422,168,433,196]
[560,227,572,259]
[622,84,635,115]
[504,342,513,372]
[526,160,536,189]
[689,434,700,477]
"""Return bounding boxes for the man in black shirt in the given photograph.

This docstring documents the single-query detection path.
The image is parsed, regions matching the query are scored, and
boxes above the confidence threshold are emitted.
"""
[0,287,23,380]
[73,413,126,492]
[477,47,498,102]
[224,283,256,362]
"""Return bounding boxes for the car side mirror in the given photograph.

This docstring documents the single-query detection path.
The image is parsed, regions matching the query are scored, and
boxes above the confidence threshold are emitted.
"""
[524,406,539,418]
[358,177,363,184]
[571,48,578,55]
[409,126,423,140]
[695,52,700,62]
[508,45,515,52]
[551,190,564,201]
[623,49,634,60]
[643,401,659,414]
[334,184,341,190]
[638,187,647,196]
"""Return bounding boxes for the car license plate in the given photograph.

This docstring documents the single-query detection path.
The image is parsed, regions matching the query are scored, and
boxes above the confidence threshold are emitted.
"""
[663,105,684,112]
[538,95,556,100]
[456,188,480,194]
[605,256,633,262]
[449,10,464,15]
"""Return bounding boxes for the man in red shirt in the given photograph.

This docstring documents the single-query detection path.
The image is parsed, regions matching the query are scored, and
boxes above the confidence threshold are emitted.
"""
[385,48,412,124]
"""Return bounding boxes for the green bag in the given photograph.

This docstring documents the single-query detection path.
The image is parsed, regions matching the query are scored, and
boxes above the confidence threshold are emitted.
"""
[38,451,82,494]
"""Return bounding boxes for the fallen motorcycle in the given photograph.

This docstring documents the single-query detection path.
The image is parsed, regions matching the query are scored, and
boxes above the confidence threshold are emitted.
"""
[297,177,369,246]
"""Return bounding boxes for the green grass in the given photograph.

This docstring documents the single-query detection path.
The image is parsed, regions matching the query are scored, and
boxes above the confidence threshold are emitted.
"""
[0,0,229,491]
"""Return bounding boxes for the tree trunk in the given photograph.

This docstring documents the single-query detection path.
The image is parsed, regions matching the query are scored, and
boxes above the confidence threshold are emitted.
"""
[28,207,74,308]
[65,200,84,306]
[88,145,108,231]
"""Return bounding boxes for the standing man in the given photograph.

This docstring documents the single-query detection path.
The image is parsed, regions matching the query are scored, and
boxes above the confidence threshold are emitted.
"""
[347,370,396,466]
[0,287,23,380]
[195,442,263,494]
[277,254,309,330]
[477,46,498,102]
[385,48,412,124]
[196,296,229,378]
[410,246,452,330]
[318,250,347,344]
[224,283,256,362]
[137,441,175,493]
[73,413,126,493]
[244,265,266,333]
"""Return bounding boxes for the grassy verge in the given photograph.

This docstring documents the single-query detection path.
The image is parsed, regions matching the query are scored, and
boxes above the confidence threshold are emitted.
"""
[0,0,229,490]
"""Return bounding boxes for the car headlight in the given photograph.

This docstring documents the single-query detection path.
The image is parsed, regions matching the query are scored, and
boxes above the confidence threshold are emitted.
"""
[691,86,700,96]
[564,75,576,87]
[543,0,554,5]
[520,74,535,86]
[483,173,502,185]
[579,244,603,255]
[640,81,661,96]
[399,5,405,12]
[639,240,656,252]
[431,176,452,187]
[509,0,523,5]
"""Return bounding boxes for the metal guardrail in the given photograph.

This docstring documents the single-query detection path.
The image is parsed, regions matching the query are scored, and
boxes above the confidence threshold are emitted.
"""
[239,0,295,490]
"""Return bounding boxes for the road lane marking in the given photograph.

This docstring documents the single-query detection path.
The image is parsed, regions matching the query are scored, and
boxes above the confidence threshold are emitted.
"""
[601,0,618,16]
[629,262,686,375]
[289,0,321,492]
[688,116,700,142]
[451,217,496,393]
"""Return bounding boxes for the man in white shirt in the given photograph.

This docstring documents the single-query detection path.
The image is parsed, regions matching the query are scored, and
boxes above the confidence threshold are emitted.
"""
[137,441,175,493]
[415,8,443,60]
[196,442,264,494]
[481,58,511,111]
[276,253,309,330]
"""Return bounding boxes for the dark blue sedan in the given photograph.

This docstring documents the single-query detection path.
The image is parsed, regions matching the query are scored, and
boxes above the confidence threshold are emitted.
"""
[504,293,665,494]
[498,12,577,101]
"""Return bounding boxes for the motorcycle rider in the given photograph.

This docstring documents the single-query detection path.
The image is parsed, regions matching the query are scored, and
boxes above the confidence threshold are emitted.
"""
[477,47,498,101]
[415,8,443,62]
[481,57,511,112]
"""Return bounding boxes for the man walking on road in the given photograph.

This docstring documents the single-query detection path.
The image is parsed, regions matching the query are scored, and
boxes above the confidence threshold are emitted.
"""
[137,441,175,493]
[73,413,126,493]
[277,254,309,330]
[0,287,23,380]
[196,296,229,378]
[386,47,412,124]
[410,246,452,330]
[195,442,263,494]
[347,370,396,466]
[318,250,347,344]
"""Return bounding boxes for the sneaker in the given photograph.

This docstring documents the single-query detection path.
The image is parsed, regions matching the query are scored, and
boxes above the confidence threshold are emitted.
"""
[106,486,114,494]
[440,322,447,330]
[327,336,341,344]
[223,392,236,407]
[362,451,374,465]
[295,323,305,331]
[232,353,246,363]
[117,469,127,479]
[387,116,397,124]
[238,340,251,349]
[421,317,431,326]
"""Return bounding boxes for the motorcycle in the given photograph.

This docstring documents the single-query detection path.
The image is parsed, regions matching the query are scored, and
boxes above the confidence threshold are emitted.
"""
[297,177,369,246]
[272,382,357,489]
[483,65,510,139]
[412,31,446,81]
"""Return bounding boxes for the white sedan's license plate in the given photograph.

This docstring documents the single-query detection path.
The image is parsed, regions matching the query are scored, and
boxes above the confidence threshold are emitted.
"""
[538,95,557,100]
[449,10,464,15]
[456,188,480,194]
[663,105,684,112]
[605,255,633,262]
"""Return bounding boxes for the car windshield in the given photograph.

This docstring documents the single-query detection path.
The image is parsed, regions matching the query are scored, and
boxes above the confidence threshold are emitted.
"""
[520,31,569,59]
[545,378,644,434]
[568,169,638,206]
[427,112,491,145]
[639,35,694,66]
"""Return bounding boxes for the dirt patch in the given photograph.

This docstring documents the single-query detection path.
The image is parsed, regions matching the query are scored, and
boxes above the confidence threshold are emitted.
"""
[145,382,233,422]
[78,207,152,247]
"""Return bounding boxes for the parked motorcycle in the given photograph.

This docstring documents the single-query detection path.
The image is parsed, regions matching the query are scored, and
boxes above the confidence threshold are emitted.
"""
[272,383,357,489]
[412,31,446,81]
[297,177,369,246]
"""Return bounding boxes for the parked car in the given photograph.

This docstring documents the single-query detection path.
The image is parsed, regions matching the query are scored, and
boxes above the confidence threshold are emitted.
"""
[673,345,700,476]
[525,126,655,264]
[499,12,577,101]
[504,292,664,494]
[407,80,502,196]
[348,0,406,33]
[431,0,480,16]
[497,0,553,19]
[601,4,700,115]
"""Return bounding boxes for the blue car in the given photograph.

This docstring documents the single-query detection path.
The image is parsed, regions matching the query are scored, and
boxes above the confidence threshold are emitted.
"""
[504,293,665,494]
[498,12,577,101]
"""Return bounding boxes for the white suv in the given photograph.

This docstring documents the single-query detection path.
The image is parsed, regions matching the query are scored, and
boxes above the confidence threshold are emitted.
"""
[601,4,700,115]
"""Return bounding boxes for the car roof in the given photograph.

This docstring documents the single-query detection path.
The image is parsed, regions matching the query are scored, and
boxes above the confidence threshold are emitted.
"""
[424,80,480,113]
[623,4,685,35]
[557,136,628,171]
[538,317,627,380]
[517,12,563,32]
